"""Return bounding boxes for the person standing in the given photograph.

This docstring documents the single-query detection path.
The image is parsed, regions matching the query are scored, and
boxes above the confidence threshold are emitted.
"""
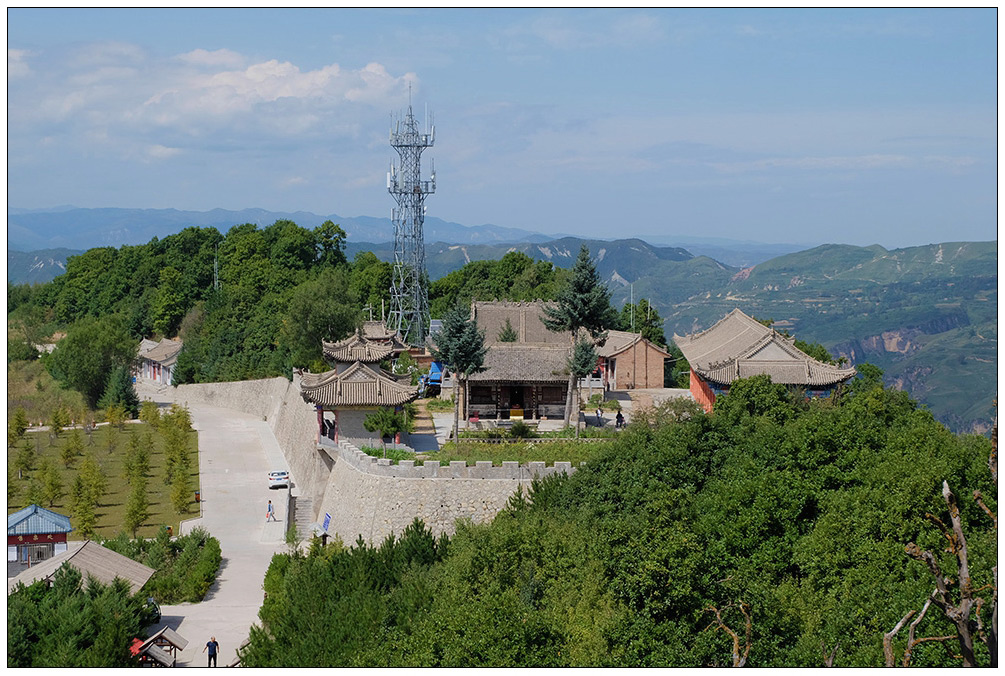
[596,407,604,427]
[266,500,277,522]
[203,636,219,667]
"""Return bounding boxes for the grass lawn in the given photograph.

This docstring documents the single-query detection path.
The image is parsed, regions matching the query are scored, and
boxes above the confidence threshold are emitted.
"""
[8,423,200,539]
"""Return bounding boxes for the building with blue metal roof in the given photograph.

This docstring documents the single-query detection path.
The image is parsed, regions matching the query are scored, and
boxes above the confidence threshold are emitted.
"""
[7,504,73,565]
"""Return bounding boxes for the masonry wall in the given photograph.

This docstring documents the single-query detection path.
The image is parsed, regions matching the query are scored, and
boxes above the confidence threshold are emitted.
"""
[315,440,574,543]
[689,369,716,413]
[612,341,668,389]
[167,376,576,542]
[171,376,328,508]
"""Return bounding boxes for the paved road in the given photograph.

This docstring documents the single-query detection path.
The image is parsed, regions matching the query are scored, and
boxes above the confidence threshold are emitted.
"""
[141,385,289,667]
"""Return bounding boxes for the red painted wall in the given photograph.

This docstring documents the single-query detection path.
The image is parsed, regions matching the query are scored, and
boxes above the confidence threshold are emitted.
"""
[690,369,716,413]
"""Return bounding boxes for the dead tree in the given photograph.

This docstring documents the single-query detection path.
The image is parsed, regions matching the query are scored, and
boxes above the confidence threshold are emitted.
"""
[821,642,839,667]
[901,419,998,667]
[704,602,751,667]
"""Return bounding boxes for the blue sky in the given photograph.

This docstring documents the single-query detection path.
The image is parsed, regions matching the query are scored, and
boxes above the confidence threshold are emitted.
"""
[7,8,997,247]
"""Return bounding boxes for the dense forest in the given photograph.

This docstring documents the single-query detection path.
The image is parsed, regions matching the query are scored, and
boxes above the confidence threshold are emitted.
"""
[240,374,996,667]
[8,220,672,395]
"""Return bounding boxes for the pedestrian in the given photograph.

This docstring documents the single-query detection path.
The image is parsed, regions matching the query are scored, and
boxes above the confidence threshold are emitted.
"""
[596,407,604,427]
[615,411,625,429]
[266,500,277,522]
[203,636,219,667]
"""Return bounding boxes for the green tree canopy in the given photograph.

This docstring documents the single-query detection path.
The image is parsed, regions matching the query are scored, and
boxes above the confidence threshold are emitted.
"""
[44,316,136,408]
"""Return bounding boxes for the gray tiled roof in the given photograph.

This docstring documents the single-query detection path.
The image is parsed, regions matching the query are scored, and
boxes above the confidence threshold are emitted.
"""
[322,333,394,363]
[674,308,857,387]
[7,540,155,595]
[137,338,183,367]
[468,345,570,383]
[596,329,671,358]
[472,300,566,345]
[301,361,418,407]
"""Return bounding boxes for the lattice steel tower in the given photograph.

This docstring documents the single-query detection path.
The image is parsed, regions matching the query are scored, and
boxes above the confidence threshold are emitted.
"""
[386,103,435,347]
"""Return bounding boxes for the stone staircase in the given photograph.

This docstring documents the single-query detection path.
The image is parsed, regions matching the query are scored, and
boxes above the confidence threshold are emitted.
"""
[291,494,314,538]
[410,399,437,436]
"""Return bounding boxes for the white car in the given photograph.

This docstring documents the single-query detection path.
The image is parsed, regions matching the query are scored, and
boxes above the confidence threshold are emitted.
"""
[268,471,290,489]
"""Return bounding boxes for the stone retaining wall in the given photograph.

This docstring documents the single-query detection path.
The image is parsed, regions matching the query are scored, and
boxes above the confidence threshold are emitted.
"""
[170,376,577,544]
[315,439,574,544]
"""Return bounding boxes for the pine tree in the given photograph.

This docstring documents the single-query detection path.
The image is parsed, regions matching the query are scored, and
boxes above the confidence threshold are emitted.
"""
[498,317,519,342]
[138,400,161,428]
[15,440,35,479]
[171,471,190,514]
[124,475,150,537]
[40,460,65,507]
[8,407,29,448]
[97,366,140,418]
[567,337,599,438]
[61,428,84,468]
[432,304,487,439]
[542,245,617,426]
[24,477,45,507]
[79,453,108,507]
[49,407,69,439]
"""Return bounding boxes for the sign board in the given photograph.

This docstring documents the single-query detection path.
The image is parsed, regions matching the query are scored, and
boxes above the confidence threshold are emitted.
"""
[322,512,331,531]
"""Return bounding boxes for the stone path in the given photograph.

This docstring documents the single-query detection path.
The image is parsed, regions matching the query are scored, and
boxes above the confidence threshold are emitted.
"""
[138,382,289,667]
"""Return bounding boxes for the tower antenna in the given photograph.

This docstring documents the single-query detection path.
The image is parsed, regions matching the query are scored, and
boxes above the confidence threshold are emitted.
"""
[386,101,435,346]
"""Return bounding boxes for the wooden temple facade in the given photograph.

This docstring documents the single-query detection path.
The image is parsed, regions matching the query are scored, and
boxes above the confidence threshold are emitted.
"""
[299,328,418,445]
[674,308,857,413]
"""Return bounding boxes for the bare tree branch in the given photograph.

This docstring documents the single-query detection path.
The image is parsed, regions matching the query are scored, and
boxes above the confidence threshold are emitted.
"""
[884,609,916,667]
[820,642,839,667]
[704,602,751,667]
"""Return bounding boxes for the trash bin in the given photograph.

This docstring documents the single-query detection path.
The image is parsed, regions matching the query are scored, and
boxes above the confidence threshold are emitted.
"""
[195,490,201,503]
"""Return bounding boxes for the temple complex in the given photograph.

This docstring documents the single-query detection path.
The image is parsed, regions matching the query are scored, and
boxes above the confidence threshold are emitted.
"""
[674,308,857,412]
[300,327,418,446]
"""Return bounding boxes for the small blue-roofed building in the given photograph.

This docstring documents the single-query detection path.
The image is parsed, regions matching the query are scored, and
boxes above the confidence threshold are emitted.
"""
[7,504,73,564]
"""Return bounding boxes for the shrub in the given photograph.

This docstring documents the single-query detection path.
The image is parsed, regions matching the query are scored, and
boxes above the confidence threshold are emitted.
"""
[509,420,536,438]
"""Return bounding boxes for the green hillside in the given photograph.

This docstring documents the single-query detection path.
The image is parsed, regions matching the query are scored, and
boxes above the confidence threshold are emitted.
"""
[658,241,997,434]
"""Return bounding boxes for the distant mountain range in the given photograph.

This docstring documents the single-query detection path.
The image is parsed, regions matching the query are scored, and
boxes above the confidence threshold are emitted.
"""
[7,206,808,277]
[6,206,994,435]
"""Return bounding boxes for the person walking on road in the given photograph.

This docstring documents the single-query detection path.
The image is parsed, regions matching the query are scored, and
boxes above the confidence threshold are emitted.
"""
[266,500,277,522]
[203,636,220,667]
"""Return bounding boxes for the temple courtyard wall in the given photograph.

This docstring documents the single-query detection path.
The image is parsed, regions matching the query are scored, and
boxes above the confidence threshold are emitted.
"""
[169,376,573,544]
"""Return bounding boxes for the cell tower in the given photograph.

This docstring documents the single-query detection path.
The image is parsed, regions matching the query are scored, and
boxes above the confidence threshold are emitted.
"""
[386,102,435,347]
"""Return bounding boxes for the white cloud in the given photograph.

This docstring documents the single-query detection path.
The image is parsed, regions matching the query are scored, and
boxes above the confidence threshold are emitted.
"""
[146,144,182,160]
[8,48,30,77]
[505,11,667,51]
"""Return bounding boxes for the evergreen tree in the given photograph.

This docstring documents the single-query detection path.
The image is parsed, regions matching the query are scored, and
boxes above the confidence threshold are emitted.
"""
[8,407,29,448]
[124,475,150,537]
[79,453,108,507]
[432,304,488,439]
[138,400,161,427]
[567,337,599,438]
[170,471,190,515]
[61,428,84,468]
[48,407,69,440]
[665,341,691,389]
[97,366,139,418]
[24,477,45,507]
[40,460,65,508]
[542,245,617,426]
[498,318,519,342]
[15,440,35,479]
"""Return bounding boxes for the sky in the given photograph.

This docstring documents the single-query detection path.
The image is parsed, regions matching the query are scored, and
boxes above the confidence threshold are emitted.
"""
[6,8,998,248]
